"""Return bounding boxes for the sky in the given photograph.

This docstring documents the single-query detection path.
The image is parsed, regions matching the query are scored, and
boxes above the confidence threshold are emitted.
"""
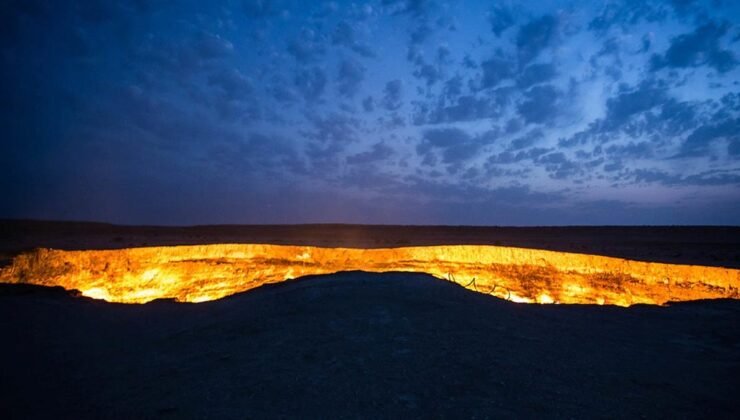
[1,0,739,225]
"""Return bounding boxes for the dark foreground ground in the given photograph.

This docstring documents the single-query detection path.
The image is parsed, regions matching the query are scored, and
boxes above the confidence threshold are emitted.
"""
[2,220,740,267]
[1,272,739,419]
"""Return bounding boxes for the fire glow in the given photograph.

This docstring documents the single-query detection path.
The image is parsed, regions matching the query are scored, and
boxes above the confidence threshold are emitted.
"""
[1,244,738,306]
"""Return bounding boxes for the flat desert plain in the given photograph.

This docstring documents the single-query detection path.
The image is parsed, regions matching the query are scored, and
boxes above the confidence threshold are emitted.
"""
[2,220,740,267]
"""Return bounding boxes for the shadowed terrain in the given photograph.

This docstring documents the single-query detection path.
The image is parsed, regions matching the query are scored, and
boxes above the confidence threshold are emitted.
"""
[1,272,739,418]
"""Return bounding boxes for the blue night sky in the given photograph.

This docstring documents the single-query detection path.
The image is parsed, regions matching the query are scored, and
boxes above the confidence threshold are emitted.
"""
[2,0,739,225]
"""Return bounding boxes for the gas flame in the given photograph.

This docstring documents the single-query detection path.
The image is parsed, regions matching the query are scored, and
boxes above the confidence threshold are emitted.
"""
[1,244,738,306]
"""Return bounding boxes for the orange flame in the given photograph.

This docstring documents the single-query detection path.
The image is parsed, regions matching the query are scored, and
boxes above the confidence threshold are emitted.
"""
[1,244,738,306]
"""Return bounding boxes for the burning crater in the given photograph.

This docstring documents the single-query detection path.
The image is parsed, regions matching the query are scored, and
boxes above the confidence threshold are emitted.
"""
[1,244,738,306]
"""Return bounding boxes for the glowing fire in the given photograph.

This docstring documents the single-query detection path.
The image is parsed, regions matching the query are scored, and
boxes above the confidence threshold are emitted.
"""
[1,244,738,306]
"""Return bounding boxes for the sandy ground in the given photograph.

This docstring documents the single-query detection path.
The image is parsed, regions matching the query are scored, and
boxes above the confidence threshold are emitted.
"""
[2,220,740,268]
[1,271,738,418]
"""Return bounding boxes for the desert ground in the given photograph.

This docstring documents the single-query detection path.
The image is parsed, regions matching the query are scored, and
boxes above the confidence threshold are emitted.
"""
[0,221,739,418]
[2,220,740,267]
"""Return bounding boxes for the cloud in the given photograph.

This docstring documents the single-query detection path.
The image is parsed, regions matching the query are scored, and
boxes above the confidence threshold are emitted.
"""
[383,0,434,18]
[213,132,305,177]
[193,32,234,60]
[332,20,356,45]
[294,68,327,101]
[287,29,326,62]
[351,43,375,58]
[650,98,700,137]
[489,5,515,37]
[409,42,452,86]
[602,81,668,129]
[508,129,544,151]
[720,91,740,112]
[517,85,561,124]
[729,138,740,156]
[555,76,740,175]
[558,81,708,149]
[379,181,571,225]
[346,142,394,164]
[381,113,406,129]
[516,15,558,65]
[336,58,365,98]
[650,21,737,73]
[416,127,493,166]
[417,127,470,154]
[208,69,253,100]
[75,87,264,175]
[5,0,740,225]
[206,86,262,123]
[410,22,433,45]
[588,1,666,33]
[415,95,495,125]
[362,96,374,112]
[303,113,360,159]
[604,141,653,159]
[332,20,375,57]
[414,63,440,86]
[487,146,551,164]
[480,57,514,89]
[603,160,623,172]
[632,168,740,186]
[442,75,463,99]
[100,86,241,151]
[677,117,740,158]
[535,152,582,179]
[669,0,698,15]
[383,80,403,110]
[242,0,282,18]
[270,83,297,103]
[516,62,557,89]
[136,30,236,76]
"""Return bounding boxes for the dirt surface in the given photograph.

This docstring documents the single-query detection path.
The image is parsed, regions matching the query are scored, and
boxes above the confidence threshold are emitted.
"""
[0,271,738,418]
[2,220,740,268]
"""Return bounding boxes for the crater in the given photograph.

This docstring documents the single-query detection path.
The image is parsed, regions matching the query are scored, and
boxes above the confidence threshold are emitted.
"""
[1,244,737,306]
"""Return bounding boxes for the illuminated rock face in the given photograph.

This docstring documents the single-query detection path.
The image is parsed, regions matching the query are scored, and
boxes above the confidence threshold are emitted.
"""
[1,244,738,306]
